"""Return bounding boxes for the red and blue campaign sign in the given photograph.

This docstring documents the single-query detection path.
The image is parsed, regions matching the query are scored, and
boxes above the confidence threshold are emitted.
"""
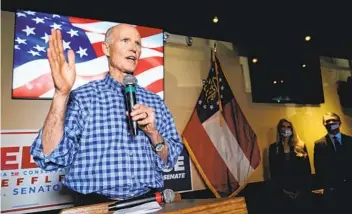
[1,130,73,213]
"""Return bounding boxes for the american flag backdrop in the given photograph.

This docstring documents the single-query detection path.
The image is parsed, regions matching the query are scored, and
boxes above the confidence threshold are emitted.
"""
[12,9,164,99]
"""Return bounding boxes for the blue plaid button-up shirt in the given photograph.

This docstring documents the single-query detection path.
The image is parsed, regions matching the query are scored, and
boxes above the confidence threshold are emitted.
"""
[30,73,183,199]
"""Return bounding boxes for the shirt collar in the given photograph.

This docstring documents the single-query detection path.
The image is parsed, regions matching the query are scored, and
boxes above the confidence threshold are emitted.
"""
[102,72,125,94]
[329,132,342,143]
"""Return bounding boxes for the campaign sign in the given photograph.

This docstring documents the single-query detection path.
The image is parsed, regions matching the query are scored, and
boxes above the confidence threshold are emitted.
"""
[1,130,73,214]
[162,147,193,192]
[1,130,193,213]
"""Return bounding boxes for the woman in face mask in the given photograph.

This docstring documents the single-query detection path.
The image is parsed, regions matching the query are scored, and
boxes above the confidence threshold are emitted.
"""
[268,119,312,214]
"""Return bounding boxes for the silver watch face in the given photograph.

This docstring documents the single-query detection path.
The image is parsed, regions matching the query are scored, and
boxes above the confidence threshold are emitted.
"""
[155,143,164,152]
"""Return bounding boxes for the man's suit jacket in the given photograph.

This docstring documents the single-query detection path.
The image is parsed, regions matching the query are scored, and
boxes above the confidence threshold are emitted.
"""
[314,133,352,190]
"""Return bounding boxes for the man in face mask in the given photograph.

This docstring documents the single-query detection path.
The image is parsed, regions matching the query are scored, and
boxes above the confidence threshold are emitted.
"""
[313,112,352,213]
[324,113,342,136]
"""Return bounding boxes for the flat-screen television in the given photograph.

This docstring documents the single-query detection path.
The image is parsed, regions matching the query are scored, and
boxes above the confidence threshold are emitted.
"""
[12,9,164,100]
[249,53,325,105]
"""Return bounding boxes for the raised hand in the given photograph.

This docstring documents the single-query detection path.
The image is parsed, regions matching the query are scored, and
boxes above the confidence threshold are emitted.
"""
[47,29,76,96]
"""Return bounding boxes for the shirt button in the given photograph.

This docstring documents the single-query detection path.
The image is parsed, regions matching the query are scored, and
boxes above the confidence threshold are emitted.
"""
[130,153,133,156]
[131,174,135,178]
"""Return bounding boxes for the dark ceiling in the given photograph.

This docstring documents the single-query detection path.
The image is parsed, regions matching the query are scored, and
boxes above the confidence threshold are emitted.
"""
[2,0,352,60]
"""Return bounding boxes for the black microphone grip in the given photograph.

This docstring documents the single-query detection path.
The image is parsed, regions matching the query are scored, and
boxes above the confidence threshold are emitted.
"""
[125,84,138,136]
[108,197,157,211]
[108,189,177,212]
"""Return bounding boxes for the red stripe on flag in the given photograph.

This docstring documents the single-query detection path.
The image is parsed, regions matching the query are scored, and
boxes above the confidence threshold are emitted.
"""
[68,17,100,24]
[92,42,104,57]
[145,79,163,94]
[134,57,163,75]
[13,72,108,98]
[149,47,163,53]
[135,26,163,38]
[182,111,239,193]
[223,100,261,169]
[13,73,54,98]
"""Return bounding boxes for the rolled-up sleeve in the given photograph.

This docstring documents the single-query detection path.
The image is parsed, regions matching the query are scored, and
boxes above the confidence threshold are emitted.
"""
[154,103,183,171]
[30,93,84,171]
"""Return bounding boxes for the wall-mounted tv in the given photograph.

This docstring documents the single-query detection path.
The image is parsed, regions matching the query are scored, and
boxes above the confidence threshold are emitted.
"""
[249,53,325,105]
[12,9,164,100]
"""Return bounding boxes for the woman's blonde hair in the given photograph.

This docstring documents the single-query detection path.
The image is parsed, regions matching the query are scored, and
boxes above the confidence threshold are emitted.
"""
[276,119,307,158]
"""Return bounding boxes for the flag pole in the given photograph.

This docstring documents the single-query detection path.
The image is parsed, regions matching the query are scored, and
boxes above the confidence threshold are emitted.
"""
[213,42,223,126]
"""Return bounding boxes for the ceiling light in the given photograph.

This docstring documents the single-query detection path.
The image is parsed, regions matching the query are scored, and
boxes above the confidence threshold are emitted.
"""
[213,16,219,23]
[305,36,311,41]
[273,80,277,84]
[302,64,306,67]
[252,58,258,63]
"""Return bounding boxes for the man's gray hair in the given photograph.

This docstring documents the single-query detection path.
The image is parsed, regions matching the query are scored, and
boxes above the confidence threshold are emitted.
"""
[104,25,116,44]
[104,26,116,61]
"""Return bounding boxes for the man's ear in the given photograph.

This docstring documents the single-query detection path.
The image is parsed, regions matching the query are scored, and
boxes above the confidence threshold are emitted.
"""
[102,42,110,57]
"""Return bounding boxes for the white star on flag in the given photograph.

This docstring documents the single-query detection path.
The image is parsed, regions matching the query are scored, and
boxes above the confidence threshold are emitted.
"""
[67,29,79,37]
[33,45,46,52]
[28,50,40,56]
[15,37,27,44]
[63,40,71,50]
[50,23,62,30]
[24,11,36,15]
[16,12,26,17]
[32,17,45,24]
[22,26,36,36]
[41,33,50,43]
[76,47,88,58]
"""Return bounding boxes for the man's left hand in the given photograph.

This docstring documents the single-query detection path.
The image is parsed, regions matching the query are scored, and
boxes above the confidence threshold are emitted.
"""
[129,104,168,163]
[129,104,157,137]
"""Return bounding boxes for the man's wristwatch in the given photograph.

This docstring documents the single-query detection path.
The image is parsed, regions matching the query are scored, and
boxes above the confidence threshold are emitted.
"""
[153,141,165,152]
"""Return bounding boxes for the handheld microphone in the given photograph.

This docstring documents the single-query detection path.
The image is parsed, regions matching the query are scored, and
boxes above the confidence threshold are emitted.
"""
[108,189,181,211]
[123,74,138,136]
